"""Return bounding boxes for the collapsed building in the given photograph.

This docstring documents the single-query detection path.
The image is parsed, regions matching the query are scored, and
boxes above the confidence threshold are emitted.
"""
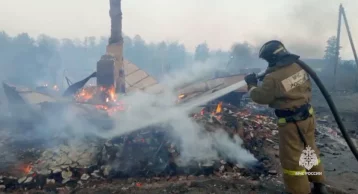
[0,0,270,192]
[1,1,357,194]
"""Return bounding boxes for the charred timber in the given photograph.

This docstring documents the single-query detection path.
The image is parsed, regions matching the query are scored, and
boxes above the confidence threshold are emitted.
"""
[62,72,96,97]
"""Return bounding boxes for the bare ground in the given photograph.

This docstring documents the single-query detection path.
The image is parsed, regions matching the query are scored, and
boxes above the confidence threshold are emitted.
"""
[3,141,352,194]
[312,91,358,193]
[0,91,358,194]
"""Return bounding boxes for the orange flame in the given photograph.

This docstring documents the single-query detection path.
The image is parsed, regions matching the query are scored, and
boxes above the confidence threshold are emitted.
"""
[53,85,59,91]
[215,102,223,113]
[178,94,186,99]
[75,86,117,103]
[75,86,125,115]
[96,101,125,115]
[22,164,33,174]
[108,87,116,102]
[75,87,95,102]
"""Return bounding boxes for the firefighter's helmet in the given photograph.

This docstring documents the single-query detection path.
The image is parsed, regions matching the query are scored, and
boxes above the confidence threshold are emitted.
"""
[259,40,290,64]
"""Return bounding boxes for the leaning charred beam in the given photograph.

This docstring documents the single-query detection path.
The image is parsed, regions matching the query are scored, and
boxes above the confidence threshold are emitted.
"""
[2,82,26,104]
[63,72,96,97]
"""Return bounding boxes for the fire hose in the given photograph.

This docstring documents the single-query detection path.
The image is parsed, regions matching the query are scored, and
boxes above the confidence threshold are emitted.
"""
[258,59,358,162]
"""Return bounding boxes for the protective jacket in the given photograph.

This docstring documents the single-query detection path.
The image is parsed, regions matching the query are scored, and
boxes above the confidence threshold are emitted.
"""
[249,62,311,109]
[248,60,325,194]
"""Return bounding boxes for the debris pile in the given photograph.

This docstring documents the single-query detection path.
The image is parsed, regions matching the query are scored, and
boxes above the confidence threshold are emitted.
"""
[75,86,125,115]
[0,101,282,192]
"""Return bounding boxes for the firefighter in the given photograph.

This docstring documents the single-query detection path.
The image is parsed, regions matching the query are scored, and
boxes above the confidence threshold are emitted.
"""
[244,40,328,194]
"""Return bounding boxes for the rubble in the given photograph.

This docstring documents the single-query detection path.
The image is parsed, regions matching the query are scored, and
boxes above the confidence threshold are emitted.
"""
[0,97,356,193]
[0,99,284,191]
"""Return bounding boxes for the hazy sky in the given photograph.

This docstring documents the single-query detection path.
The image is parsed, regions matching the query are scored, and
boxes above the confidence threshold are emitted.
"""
[0,0,357,59]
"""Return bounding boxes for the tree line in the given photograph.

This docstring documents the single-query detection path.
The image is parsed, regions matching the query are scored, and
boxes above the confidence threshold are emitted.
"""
[0,32,263,87]
[0,31,344,88]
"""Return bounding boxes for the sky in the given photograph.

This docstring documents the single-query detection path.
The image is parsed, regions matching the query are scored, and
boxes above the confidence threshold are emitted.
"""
[0,0,357,59]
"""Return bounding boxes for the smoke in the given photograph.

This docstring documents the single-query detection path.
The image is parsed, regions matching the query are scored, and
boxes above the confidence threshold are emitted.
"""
[278,0,337,58]
[98,58,228,137]
[168,114,256,166]
[0,46,258,170]
[160,58,229,89]
[0,56,257,168]
[11,57,257,167]
[89,58,258,166]
[248,0,358,59]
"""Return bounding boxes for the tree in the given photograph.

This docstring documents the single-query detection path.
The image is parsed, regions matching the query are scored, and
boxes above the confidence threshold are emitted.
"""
[341,60,356,72]
[131,35,148,65]
[9,33,40,85]
[167,42,186,69]
[36,34,61,84]
[230,42,254,69]
[123,35,133,59]
[0,31,192,87]
[210,49,229,61]
[0,32,12,74]
[323,36,341,69]
[194,42,209,62]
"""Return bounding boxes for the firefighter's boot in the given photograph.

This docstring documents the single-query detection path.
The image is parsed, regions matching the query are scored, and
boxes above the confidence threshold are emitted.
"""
[311,183,329,194]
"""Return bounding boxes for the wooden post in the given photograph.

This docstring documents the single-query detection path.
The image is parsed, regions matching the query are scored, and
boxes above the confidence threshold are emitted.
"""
[333,4,342,91]
[341,5,358,90]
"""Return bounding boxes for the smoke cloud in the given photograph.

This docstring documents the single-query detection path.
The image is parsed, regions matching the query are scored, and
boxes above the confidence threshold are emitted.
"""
[0,57,257,169]
[95,59,257,166]
[258,0,358,59]
[4,0,358,171]
[231,0,357,60]
[29,58,257,167]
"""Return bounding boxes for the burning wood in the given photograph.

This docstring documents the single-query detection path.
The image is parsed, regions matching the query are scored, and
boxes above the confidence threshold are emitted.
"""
[178,94,186,99]
[21,164,33,175]
[75,86,125,115]
[52,85,59,91]
[75,86,116,103]
[0,100,281,192]
[215,102,223,113]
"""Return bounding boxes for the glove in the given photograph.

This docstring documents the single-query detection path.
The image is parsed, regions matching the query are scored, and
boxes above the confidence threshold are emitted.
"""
[244,73,258,88]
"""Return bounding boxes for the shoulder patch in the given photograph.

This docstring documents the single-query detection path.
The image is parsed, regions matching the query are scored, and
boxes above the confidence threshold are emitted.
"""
[281,69,309,92]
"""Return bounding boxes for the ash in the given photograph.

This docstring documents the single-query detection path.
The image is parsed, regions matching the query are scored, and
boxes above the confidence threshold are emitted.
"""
[0,102,280,192]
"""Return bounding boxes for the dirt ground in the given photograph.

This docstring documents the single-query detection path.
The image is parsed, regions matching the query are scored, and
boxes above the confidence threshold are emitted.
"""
[311,91,358,194]
[65,178,283,194]
[1,91,358,194]
[5,141,352,194]
[67,91,358,194]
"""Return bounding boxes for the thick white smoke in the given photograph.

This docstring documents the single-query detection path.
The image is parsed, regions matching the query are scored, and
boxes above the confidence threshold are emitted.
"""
[2,58,257,167]
[93,58,258,166]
